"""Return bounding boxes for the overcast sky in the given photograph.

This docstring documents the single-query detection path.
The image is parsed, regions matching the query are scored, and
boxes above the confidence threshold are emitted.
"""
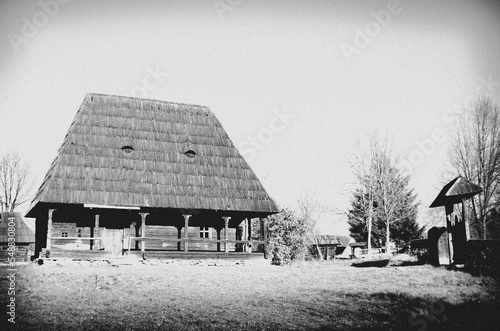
[1,0,500,234]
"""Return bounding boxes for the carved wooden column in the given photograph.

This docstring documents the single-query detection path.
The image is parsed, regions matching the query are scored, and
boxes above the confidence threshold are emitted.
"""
[139,213,149,253]
[90,223,94,250]
[216,228,222,252]
[134,221,140,250]
[241,219,247,252]
[247,218,252,253]
[223,216,231,253]
[183,215,191,252]
[176,226,182,251]
[94,214,100,250]
[46,209,56,258]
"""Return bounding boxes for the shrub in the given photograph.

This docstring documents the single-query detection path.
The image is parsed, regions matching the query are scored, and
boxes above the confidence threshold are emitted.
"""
[465,245,500,276]
[409,247,429,265]
[267,208,311,265]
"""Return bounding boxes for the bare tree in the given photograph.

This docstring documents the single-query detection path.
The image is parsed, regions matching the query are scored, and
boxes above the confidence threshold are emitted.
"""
[349,135,380,254]
[448,96,500,239]
[422,207,446,231]
[0,152,33,212]
[350,134,420,253]
[371,144,412,253]
[296,192,325,259]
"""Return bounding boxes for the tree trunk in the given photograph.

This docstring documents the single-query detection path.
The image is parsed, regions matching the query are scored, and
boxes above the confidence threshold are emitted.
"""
[483,219,487,240]
[367,208,372,255]
[386,219,390,254]
[316,242,324,260]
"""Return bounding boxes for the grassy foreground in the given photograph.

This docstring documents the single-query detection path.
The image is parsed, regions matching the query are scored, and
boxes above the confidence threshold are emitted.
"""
[1,259,499,331]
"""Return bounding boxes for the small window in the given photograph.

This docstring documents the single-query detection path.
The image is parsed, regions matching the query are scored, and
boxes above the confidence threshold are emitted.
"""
[200,227,211,239]
[184,150,196,158]
[121,145,134,154]
[77,228,82,238]
[61,232,68,238]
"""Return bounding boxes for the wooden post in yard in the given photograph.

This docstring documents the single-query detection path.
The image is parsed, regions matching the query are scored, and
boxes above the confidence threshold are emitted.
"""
[462,198,470,241]
[94,215,100,250]
[139,213,149,253]
[46,209,56,258]
[183,215,191,252]
[445,204,454,265]
[223,216,231,253]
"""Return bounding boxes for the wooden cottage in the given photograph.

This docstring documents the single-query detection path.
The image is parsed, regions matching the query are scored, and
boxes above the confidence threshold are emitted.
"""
[26,93,279,261]
[0,212,36,262]
[307,235,341,260]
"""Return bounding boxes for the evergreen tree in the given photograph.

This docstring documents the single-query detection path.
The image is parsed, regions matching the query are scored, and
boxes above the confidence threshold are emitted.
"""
[348,138,423,251]
[347,181,422,250]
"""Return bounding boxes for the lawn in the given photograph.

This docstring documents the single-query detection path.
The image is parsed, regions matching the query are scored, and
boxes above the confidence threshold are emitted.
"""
[1,258,499,331]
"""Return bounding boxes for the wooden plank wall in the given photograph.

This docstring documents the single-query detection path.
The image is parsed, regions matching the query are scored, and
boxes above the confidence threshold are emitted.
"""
[0,245,32,262]
[50,222,236,251]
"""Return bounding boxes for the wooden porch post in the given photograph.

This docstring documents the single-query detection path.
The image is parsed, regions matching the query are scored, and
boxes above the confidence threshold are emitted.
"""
[223,216,231,253]
[94,215,100,250]
[247,218,252,253]
[216,228,221,252]
[262,218,269,259]
[140,213,149,253]
[183,215,191,252]
[135,221,140,250]
[242,219,247,252]
[176,226,182,251]
[46,209,56,258]
[127,222,136,252]
[90,224,94,250]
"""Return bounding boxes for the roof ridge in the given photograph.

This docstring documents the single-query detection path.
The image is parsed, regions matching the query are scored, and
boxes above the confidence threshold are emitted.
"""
[85,92,210,109]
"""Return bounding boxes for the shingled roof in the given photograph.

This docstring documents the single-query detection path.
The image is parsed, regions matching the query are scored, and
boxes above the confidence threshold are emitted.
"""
[0,212,35,244]
[429,176,483,208]
[27,93,279,217]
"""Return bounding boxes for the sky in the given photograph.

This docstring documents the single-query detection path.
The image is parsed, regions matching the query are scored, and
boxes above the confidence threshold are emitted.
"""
[1,0,500,234]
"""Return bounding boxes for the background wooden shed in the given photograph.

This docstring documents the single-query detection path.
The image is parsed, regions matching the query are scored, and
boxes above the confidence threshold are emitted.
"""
[0,212,35,262]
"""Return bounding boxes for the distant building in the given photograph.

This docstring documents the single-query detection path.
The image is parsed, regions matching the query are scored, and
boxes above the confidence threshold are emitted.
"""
[0,212,35,262]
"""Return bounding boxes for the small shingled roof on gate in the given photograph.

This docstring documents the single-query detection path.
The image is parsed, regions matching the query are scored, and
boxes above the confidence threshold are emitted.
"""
[429,176,483,208]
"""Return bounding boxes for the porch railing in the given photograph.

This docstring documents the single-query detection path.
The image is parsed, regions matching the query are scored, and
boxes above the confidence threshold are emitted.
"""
[128,237,264,253]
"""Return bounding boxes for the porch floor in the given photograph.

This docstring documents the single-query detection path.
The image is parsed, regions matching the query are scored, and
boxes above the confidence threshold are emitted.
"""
[127,249,266,261]
[44,247,267,264]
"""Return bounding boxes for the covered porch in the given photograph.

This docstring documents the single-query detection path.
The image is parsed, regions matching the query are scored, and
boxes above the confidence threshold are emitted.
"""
[35,203,270,261]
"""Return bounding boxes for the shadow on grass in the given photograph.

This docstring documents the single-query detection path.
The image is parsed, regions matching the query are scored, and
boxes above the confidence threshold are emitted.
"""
[303,291,500,331]
[351,259,390,268]
[6,264,500,331]
[10,290,500,331]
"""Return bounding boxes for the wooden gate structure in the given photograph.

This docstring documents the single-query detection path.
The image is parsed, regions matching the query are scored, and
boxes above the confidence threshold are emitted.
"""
[429,176,482,265]
[26,93,279,261]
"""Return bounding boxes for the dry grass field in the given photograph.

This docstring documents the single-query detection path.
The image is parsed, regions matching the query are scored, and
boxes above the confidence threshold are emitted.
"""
[1,258,499,331]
